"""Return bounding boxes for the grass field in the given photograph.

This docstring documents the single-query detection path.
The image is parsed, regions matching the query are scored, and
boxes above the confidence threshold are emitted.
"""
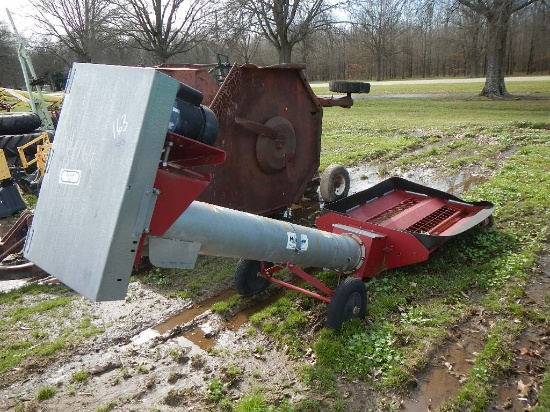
[240,81,550,410]
[311,78,550,96]
[2,79,550,411]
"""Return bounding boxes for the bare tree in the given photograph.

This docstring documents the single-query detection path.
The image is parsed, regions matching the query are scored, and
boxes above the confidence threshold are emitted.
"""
[208,8,261,64]
[114,0,214,64]
[456,0,540,97]
[237,0,338,63]
[352,0,406,80]
[0,22,21,88]
[28,0,118,63]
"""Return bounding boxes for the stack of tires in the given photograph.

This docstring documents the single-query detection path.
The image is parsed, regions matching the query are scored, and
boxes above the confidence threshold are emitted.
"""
[0,112,53,170]
[0,112,53,217]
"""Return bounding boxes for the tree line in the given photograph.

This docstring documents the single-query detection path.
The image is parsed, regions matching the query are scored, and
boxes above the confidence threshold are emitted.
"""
[0,0,548,97]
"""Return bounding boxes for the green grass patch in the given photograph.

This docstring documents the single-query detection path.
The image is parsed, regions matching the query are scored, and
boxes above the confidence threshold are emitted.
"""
[5,296,73,323]
[36,385,57,401]
[0,287,104,377]
[138,255,237,300]
[311,78,550,96]
[320,97,550,170]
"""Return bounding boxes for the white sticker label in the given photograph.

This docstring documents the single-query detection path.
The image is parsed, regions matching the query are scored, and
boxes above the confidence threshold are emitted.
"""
[286,232,309,251]
[286,232,297,249]
[59,169,82,185]
[300,234,309,251]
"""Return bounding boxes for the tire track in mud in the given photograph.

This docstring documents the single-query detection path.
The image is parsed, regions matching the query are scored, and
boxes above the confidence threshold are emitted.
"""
[402,311,486,411]
[488,250,550,411]
[402,249,550,411]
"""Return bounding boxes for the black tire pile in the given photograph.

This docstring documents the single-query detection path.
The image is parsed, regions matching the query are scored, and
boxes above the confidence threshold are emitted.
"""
[0,112,53,170]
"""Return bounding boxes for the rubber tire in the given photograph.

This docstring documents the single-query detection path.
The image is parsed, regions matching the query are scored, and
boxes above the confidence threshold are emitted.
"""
[0,131,53,168]
[480,215,494,229]
[0,112,41,135]
[320,164,350,203]
[327,277,367,330]
[234,260,271,296]
[329,81,371,94]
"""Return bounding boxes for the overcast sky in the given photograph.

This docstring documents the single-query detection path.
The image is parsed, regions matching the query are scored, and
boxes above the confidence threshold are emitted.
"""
[1,0,33,35]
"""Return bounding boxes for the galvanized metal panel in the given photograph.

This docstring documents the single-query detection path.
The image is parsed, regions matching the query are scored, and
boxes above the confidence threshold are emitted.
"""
[24,63,179,301]
[148,237,201,269]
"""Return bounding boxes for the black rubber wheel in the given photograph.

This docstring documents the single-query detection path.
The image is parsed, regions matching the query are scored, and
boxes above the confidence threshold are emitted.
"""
[327,277,367,330]
[234,260,272,296]
[0,131,53,168]
[329,81,371,94]
[0,112,41,135]
[480,215,494,229]
[320,164,350,203]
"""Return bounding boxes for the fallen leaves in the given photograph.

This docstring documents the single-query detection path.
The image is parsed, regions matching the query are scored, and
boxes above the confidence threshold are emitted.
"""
[517,379,532,398]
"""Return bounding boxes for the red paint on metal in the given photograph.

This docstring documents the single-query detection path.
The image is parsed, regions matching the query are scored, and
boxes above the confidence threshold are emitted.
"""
[133,133,226,261]
[154,64,219,105]
[148,133,225,237]
[262,263,332,303]
[317,212,430,278]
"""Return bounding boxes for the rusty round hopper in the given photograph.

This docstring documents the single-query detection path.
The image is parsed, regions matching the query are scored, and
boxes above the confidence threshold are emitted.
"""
[155,64,219,105]
[197,64,323,216]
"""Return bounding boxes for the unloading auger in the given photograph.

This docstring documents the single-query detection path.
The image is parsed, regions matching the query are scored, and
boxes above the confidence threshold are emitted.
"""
[24,64,494,329]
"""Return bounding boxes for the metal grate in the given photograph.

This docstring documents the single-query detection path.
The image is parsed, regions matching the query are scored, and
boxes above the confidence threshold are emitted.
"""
[406,205,458,234]
[367,197,421,224]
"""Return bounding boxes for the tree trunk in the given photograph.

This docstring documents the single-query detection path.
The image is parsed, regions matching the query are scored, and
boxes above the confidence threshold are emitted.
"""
[278,44,292,63]
[481,6,511,97]
[376,54,382,81]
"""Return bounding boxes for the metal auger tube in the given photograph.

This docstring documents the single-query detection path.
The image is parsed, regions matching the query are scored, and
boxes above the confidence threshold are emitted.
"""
[162,201,364,272]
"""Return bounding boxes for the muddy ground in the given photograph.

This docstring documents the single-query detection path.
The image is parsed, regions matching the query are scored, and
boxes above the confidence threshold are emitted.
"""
[0,151,548,412]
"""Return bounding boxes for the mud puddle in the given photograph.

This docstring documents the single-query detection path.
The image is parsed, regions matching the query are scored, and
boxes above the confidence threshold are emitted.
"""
[146,288,285,351]
[403,316,486,411]
[347,164,486,196]
[403,250,550,411]
[487,250,550,411]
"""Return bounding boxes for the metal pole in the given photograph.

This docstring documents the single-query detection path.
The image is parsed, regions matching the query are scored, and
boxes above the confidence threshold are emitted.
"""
[162,201,364,272]
[6,8,54,130]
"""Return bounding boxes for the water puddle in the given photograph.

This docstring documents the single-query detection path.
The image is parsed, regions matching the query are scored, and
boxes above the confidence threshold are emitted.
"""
[154,288,236,334]
[150,288,285,352]
[226,291,285,331]
[488,251,550,410]
[403,325,485,411]
[404,251,550,411]
[347,164,486,197]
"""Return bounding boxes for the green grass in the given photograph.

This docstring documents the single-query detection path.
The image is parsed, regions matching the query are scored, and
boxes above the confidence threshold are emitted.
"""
[72,369,90,382]
[310,78,550,96]
[36,385,57,401]
[138,255,237,300]
[2,81,549,411]
[0,285,104,377]
[248,90,549,410]
[319,96,549,170]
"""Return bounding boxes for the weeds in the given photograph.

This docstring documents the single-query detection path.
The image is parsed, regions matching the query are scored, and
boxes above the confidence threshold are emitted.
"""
[72,369,89,383]
[36,385,56,401]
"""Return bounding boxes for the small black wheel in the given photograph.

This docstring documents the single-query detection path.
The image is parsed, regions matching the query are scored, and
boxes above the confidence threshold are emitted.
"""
[320,164,350,203]
[234,259,271,296]
[329,81,371,94]
[327,277,367,329]
[0,112,41,135]
[480,215,494,229]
